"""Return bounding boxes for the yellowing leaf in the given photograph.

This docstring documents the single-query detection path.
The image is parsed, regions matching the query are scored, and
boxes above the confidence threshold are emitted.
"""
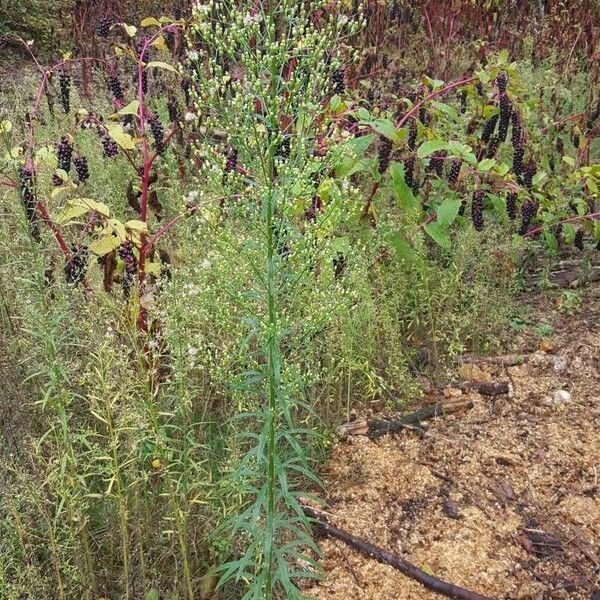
[63,51,73,60]
[73,198,111,218]
[146,61,177,73]
[106,123,136,150]
[145,261,161,276]
[151,35,167,52]
[125,219,149,233]
[107,219,127,241]
[89,235,121,256]
[55,204,89,224]
[108,100,140,120]
[0,120,12,134]
[141,17,161,27]
[121,23,138,37]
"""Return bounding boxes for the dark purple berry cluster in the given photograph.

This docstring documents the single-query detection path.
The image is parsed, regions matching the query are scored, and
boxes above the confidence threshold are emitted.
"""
[496,72,508,93]
[167,98,180,124]
[19,166,39,240]
[498,93,512,142]
[471,190,485,231]
[403,156,415,188]
[96,16,111,37]
[518,200,538,235]
[506,192,517,220]
[574,228,585,250]
[481,114,499,143]
[65,244,89,285]
[148,115,165,154]
[407,119,417,151]
[428,152,445,177]
[59,73,71,114]
[118,241,138,298]
[377,136,393,175]
[331,67,346,95]
[101,136,118,158]
[56,136,73,172]
[522,161,537,189]
[448,159,461,184]
[74,156,89,183]
[108,74,125,103]
[513,145,524,179]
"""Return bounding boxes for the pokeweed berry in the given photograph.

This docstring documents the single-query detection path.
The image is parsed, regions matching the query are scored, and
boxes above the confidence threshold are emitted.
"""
[518,200,538,235]
[52,172,64,187]
[108,74,125,103]
[496,71,508,93]
[59,73,71,114]
[403,156,415,187]
[377,136,393,175]
[142,70,149,95]
[333,253,346,279]
[523,161,537,190]
[459,90,467,114]
[101,135,118,158]
[574,229,585,250]
[428,152,445,177]
[511,110,522,148]
[513,144,524,179]
[486,135,500,158]
[56,136,73,172]
[331,67,346,95]
[471,190,485,231]
[556,137,564,154]
[96,16,111,37]
[498,93,512,142]
[506,192,518,220]
[419,106,430,126]
[74,156,89,183]
[407,119,417,151]
[222,148,238,184]
[481,114,499,143]
[65,244,89,285]
[167,97,180,124]
[118,241,138,298]
[571,132,580,148]
[448,159,462,184]
[148,114,165,154]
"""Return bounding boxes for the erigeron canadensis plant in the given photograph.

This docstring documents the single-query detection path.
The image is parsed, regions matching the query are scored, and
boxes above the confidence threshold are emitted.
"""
[185,1,362,597]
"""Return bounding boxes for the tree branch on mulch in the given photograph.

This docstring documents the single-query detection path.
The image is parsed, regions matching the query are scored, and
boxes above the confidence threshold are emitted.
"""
[302,506,494,600]
[463,380,509,396]
[458,354,530,366]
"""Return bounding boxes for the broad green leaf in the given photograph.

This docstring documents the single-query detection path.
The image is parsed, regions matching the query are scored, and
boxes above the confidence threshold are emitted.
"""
[73,197,110,217]
[562,155,575,167]
[436,198,461,226]
[563,223,576,244]
[145,589,160,600]
[388,232,414,263]
[390,162,416,210]
[417,140,448,159]
[544,231,559,254]
[356,107,370,120]
[594,221,600,241]
[122,23,137,37]
[366,118,397,142]
[147,61,177,73]
[424,221,451,249]
[478,158,496,171]
[498,49,510,66]
[0,120,12,134]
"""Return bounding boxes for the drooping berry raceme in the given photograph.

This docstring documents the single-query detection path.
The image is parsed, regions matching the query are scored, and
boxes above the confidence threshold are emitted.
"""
[518,200,538,235]
[101,135,118,158]
[574,228,585,250]
[407,119,417,151]
[96,16,111,37]
[459,90,467,114]
[428,152,445,177]
[448,159,462,184]
[74,156,89,183]
[511,110,522,149]
[56,136,73,171]
[333,252,346,279]
[506,192,517,220]
[377,136,393,175]
[65,244,89,285]
[481,114,499,143]
[513,144,525,179]
[571,132,580,148]
[167,97,180,124]
[118,240,138,298]
[486,135,500,158]
[108,74,125,103]
[18,166,39,240]
[331,67,346,95]
[471,189,485,231]
[141,70,149,95]
[498,93,512,142]
[148,114,165,154]
[403,156,415,188]
[496,71,508,93]
[523,161,537,189]
[222,148,238,184]
[59,72,71,114]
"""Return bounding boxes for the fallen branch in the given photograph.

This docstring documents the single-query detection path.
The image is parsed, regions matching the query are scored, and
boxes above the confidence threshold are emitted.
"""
[302,506,494,600]
[337,400,474,440]
[458,354,529,367]
[464,381,509,396]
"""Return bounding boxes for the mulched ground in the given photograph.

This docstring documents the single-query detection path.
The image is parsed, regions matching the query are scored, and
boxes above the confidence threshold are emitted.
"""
[305,287,600,599]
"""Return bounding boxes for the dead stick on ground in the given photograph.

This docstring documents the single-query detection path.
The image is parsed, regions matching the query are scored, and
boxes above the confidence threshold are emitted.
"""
[458,354,529,366]
[303,506,495,600]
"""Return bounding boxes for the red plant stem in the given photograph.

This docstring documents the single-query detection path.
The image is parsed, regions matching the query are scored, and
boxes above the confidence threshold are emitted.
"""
[396,77,477,129]
[525,211,600,238]
[35,200,70,258]
[1,178,17,189]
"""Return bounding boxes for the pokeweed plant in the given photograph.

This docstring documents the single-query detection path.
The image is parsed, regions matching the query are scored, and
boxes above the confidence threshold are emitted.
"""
[185,1,361,597]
